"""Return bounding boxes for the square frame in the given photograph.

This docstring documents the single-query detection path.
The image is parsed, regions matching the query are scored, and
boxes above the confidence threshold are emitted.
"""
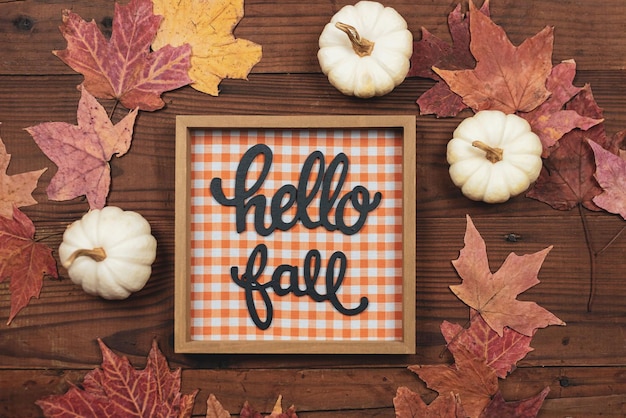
[175,115,415,354]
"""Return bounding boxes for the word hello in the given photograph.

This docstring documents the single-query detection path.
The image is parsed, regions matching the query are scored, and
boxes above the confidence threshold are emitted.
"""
[210,144,381,330]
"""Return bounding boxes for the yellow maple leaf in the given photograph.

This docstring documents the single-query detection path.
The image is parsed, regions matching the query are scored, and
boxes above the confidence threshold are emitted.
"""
[151,0,262,96]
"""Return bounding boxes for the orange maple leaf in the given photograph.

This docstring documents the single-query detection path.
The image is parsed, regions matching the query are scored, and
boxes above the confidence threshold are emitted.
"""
[434,1,553,114]
[26,88,137,209]
[0,207,58,324]
[53,0,192,111]
[394,387,466,418]
[151,0,262,96]
[450,215,565,337]
[409,345,498,417]
[0,135,46,219]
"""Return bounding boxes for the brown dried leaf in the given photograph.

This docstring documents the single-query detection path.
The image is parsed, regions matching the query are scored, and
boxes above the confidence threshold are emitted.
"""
[411,1,491,117]
[434,2,553,113]
[450,215,565,337]
[206,394,231,418]
[442,314,533,378]
[410,345,498,417]
[394,387,466,418]
[588,139,626,219]
[0,207,58,324]
[26,88,137,209]
[527,85,608,211]
[520,60,603,155]
[36,339,198,417]
[0,136,46,218]
[53,0,192,111]
[478,387,550,418]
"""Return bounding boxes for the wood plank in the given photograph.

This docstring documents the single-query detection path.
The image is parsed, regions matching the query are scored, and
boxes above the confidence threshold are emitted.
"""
[0,72,625,369]
[1,215,625,369]
[0,0,624,75]
[2,366,625,417]
[1,0,625,416]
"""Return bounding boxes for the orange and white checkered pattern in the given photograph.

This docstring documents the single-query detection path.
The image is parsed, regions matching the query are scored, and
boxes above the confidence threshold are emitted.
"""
[189,128,404,341]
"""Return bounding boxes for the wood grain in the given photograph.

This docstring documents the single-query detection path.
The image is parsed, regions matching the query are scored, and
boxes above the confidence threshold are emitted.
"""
[0,0,625,416]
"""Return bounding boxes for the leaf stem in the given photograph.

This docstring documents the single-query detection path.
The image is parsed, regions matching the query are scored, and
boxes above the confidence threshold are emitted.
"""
[577,205,626,312]
[578,205,596,312]
[597,224,626,256]
[109,99,120,120]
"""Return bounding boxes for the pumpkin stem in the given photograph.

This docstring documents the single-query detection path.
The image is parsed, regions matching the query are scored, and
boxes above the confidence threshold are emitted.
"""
[335,22,375,57]
[64,247,107,268]
[472,140,504,163]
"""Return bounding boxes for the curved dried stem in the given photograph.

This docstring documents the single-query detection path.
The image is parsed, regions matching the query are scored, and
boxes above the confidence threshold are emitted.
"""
[64,247,107,268]
[472,140,504,163]
[335,22,375,57]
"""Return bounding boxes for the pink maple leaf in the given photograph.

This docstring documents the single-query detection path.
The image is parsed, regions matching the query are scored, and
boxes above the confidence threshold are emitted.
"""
[26,88,137,209]
[588,139,626,219]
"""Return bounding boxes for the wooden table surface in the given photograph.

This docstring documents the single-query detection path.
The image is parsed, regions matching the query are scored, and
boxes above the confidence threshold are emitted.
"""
[2,0,626,416]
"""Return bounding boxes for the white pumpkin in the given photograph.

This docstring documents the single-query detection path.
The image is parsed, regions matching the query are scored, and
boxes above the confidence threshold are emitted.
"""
[447,110,543,204]
[59,206,157,300]
[317,0,413,98]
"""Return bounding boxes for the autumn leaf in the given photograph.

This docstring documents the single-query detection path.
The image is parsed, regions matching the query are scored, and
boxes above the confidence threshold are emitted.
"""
[206,394,231,418]
[53,0,192,111]
[36,339,198,418]
[527,85,607,211]
[26,87,137,210]
[410,344,498,417]
[0,207,58,324]
[393,387,466,418]
[519,60,603,155]
[441,314,533,378]
[411,1,490,117]
[450,215,565,337]
[0,135,47,219]
[240,396,297,418]
[151,0,262,96]
[478,387,550,418]
[434,1,553,114]
[588,139,626,219]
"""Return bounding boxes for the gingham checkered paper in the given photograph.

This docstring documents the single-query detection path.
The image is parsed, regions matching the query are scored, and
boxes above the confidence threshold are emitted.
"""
[190,128,404,341]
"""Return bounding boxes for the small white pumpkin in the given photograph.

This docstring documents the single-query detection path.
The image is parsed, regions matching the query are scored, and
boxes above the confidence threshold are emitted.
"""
[447,110,543,204]
[58,206,157,300]
[317,1,413,98]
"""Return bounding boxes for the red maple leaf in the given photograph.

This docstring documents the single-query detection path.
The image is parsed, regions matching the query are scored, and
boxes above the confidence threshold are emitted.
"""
[478,387,550,418]
[441,314,533,379]
[450,215,564,337]
[434,2,553,114]
[53,0,191,111]
[527,85,608,211]
[409,344,499,417]
[393,387,466,418]
[26,87,137,209]
[588,139,626,219]
[0,135,47,219]
[519,60,603,155]
[411,1,490,117]
[36,339,198,418]
[0,207,57,324]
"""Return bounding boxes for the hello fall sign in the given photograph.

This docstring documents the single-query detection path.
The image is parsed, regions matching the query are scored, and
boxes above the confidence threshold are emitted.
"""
[175,115,415,354]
